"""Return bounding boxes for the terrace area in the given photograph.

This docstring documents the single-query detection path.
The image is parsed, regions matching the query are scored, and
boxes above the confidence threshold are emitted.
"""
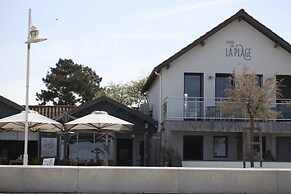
[162,97,291,122]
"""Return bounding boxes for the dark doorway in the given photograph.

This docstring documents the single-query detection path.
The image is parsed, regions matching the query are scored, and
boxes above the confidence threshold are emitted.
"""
[140,141,144,166]
[116,139,133,166]
[276,137,291,161]
[183,136,203,160]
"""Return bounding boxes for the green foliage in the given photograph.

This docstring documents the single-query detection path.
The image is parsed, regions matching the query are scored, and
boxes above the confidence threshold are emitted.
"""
[36,59,102,105]
[100,76,148,107]
[31,157,41,165]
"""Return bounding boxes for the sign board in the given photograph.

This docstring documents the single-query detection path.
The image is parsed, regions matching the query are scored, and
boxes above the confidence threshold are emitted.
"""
[41,138,57,158]
[42,158,55,166]
[225,41,252,61]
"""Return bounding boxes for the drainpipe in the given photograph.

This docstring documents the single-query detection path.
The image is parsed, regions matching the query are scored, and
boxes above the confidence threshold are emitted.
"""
[155,71,162,166]
[155,71,162,132]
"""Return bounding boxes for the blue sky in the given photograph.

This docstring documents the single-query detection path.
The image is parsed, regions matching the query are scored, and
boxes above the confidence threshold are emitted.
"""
[0,0,290,105]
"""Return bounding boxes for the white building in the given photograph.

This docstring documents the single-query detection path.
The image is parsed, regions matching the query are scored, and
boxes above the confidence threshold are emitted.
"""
[142,9,291,164]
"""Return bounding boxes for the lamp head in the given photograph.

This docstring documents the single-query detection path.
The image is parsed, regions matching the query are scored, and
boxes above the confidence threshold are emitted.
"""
[25,25,47,44]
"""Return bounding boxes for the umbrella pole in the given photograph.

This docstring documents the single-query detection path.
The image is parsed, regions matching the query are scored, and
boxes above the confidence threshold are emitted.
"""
[104,133,108,166]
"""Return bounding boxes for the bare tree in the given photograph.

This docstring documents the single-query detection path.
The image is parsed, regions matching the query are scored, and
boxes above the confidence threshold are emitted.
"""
[219,65,282,167]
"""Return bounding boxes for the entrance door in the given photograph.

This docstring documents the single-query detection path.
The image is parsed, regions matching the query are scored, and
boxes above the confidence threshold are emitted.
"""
[276,137,291,161]
[134,141,144,166]
[116,139,133,166]
[183,136,203,160]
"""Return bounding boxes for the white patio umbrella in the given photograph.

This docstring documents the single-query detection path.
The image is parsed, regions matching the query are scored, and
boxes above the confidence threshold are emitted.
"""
[0,110,63,132]
[66,111,133,165]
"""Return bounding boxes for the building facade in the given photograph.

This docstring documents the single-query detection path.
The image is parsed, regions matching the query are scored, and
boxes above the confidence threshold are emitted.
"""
[0,95,156,166]
[142,9,291,164]
[56,96,157,166]
[0,96,74,164]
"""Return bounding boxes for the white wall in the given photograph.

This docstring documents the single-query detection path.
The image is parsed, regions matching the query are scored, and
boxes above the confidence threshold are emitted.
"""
[171,131,291,161]
[158,20,291,101]
[147,17,291,162]
[147,74,160,122]
[148,18,291,157]
[1,166,291,193]
[147,19,291,122]
[182,161,291,168]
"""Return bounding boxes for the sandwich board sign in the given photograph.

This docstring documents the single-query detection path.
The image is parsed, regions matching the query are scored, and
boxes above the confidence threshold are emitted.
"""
[42,158,55,166]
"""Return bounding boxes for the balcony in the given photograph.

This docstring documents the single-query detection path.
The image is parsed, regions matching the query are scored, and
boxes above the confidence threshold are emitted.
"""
[162,97,291,122]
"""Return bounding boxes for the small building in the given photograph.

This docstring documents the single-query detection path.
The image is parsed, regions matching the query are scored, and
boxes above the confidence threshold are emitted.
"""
[0,95,156,166]
[56,96,157,166]
[0,95,28,164]
[142,9,291,165]
[0,96,74,164]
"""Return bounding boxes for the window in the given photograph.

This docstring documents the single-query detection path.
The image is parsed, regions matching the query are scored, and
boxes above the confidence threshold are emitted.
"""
[256,74,263,87]
[213,136,228,158]
[215,74,231,98]
[184,73,203,118]
[184,73,203,98]
[276,75,291,101]
[276,75,291,119]
[254,136,266,159]
[67,132,109,163]
[215,74,262,99]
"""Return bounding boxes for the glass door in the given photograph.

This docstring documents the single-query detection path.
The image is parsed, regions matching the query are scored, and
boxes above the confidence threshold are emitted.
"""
[184,73,203,119]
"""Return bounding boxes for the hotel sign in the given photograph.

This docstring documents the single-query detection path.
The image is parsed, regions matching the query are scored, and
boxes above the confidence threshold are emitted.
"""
[226,41,251,61]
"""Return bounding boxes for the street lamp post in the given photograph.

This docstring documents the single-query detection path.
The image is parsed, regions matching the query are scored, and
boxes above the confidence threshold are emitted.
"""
[24,9,47,165]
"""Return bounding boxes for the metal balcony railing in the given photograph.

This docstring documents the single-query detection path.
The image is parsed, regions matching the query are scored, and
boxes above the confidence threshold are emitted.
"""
[162,97,291,121]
